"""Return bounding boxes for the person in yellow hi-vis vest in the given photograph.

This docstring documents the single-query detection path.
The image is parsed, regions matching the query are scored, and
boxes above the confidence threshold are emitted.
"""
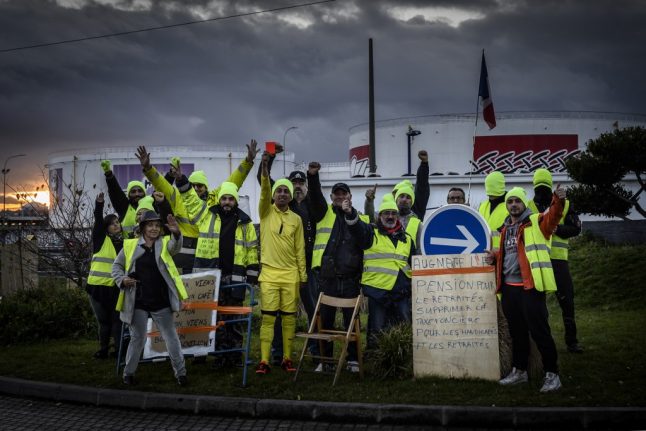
[135,142,258,273]
[112,211,188,387]
[529,168,583,353]
[344,194,415,349]
[86,192,123,359]
[478,171,509,251]
[485,185,566,393]
[256,153,307,375]
[101,159,148,239]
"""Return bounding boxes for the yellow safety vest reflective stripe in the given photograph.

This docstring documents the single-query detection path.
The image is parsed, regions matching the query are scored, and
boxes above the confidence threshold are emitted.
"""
[405,217,420,251]
[528,199,570,261]
[116,236,187,311]
[362,231,412,290]
[523,213,557,292]
[479,200,508,251]
[87,238,116,286]
[121,206,138,239]
[312,205,368,269]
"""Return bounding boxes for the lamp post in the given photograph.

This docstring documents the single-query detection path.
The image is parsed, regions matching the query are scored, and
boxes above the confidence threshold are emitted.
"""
[2,154,26,221]
[404,125,421,176]
[282,126,298,176]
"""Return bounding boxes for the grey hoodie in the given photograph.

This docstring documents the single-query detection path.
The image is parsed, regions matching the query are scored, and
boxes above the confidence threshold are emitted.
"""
[502,207,533,285]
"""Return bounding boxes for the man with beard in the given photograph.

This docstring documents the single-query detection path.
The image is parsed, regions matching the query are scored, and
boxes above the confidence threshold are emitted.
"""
[136,142,258,274]
[344,194,415,349]
[256,153,306,375]
[528,169,583,353]
[308,163,368,373]
[101,159,147,239]
[256,145,317,366]
[172,173,259,368]
[485,185,566,393]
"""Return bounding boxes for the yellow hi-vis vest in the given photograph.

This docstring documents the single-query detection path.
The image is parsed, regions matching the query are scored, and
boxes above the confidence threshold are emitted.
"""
[312,205,369,269]
[193,213,259,281]
[121,205,138,239]
[523,213,557,293]
[528,199,570,261]
[87,238,116,286]
[362,231,412,290]
[115,236,187,311]
[405,216,420,249]
[479,200,508,251]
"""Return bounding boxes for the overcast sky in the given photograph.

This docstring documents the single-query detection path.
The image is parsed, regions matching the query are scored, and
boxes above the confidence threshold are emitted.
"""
[1,0,645,193]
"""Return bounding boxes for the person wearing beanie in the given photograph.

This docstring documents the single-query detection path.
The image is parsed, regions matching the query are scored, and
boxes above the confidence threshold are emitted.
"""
[136,142,258,275]
[478,171,509,251]
[112,211,188,387]
[364,150,430,228]
[528,169,583,354]
[393,184,423,250]
[307,161,370,374]
[345,194,415,349]
[102,158,147,239]
[255,148,318,367]
[256,152,306,375]
[86,192,123,360]
[485,183,567,393]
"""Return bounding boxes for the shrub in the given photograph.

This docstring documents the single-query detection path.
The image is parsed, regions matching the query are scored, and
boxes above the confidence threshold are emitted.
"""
[0,280,96,345]
[366,322,413,380]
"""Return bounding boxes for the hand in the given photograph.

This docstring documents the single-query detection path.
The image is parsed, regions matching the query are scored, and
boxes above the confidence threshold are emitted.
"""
[274,143,284,154]
[418,150,428,163]
[96,192,104,203]
[153,191,165,203]
[308,161,321,176]
[555,183,566,200]
[246,139,259,163]
[484,249,496,265]
[341,198,352,215]
[365,184,377,201]
[122,277,137,288]
[136,146,152,171]
[100,160,111,173]
[166,214,180,235]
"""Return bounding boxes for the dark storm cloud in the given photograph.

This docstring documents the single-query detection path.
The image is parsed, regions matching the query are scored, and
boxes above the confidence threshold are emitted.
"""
[0,0,645,188]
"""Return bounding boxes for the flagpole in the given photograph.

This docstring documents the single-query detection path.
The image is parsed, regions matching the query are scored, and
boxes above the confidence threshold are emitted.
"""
[467,49,484,205]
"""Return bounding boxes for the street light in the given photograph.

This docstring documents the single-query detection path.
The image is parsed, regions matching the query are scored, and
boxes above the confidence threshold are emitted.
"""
[2,154,26,221]
[282,126,298,176]
[404,125,421,176]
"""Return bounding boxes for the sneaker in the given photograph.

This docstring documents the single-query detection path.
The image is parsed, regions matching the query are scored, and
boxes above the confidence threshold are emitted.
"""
[255,361,271,375]
[567,343,584,353]
[314,363,324,373]
[280,358,296,372]
[499,367,528,386]
[177,375,188,386]
[122,375,135,385]
[314,363,335,373]
[346,360,360,373]
[539,372,562,393]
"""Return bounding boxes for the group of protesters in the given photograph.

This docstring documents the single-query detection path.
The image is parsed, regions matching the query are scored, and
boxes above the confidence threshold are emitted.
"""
[86,140,581,393]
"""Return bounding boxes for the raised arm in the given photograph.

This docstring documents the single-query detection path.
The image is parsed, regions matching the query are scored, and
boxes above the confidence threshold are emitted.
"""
[259,153,272,218]
[92,193,107,253]
[306,162,328,223]
[102,160,130,219]
[412,150,429,220]
[539,184,566,239]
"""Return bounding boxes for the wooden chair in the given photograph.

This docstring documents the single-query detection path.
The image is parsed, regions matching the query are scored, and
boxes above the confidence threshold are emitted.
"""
[293,292,364,386]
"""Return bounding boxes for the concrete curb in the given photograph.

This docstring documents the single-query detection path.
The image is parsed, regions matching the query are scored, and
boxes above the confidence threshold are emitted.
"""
[1,376,644,429]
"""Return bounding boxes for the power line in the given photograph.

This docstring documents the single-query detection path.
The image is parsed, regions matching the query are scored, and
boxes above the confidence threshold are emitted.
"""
[0,0,335,54]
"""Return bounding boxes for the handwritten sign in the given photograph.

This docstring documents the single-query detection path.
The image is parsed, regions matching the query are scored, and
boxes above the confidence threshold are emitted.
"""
[412,254,499,381]
[143,270,221,359]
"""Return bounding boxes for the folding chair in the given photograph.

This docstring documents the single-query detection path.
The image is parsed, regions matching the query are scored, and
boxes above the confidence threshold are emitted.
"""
[293,292,364,386]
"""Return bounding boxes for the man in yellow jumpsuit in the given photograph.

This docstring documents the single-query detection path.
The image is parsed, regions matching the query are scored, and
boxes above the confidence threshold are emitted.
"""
[256,153,307,375]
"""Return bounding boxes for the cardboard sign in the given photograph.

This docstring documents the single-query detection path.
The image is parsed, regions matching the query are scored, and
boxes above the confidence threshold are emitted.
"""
[412,254,499,381]
[143,270,221,359]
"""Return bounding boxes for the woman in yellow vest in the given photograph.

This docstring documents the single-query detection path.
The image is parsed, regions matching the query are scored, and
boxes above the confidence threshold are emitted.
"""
[112,210,188,386]
[485,186,565,393]
[86,192,123,359]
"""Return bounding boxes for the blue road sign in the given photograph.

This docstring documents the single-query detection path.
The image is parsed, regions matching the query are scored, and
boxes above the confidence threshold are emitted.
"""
[421,204,491,255]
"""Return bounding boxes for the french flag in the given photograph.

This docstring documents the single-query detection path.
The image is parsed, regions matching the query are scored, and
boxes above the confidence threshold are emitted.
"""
[478,51,496,130]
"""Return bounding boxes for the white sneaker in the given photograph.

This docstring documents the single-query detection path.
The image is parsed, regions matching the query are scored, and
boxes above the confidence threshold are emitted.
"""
[346,360,360,373]
[540,372,562,393]
[499,367,528,385]
[314,363,323,373]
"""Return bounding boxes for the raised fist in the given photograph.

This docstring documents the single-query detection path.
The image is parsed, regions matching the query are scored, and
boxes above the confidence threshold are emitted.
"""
[100,160,111,173]
[308,161,321,176]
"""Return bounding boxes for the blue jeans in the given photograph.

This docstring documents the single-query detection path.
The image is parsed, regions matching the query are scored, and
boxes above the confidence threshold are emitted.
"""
[366,295,411,349]
[124,307,186,378]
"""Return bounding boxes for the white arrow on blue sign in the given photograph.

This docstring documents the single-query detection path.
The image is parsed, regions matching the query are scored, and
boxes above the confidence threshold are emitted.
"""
[421,204,491,255]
